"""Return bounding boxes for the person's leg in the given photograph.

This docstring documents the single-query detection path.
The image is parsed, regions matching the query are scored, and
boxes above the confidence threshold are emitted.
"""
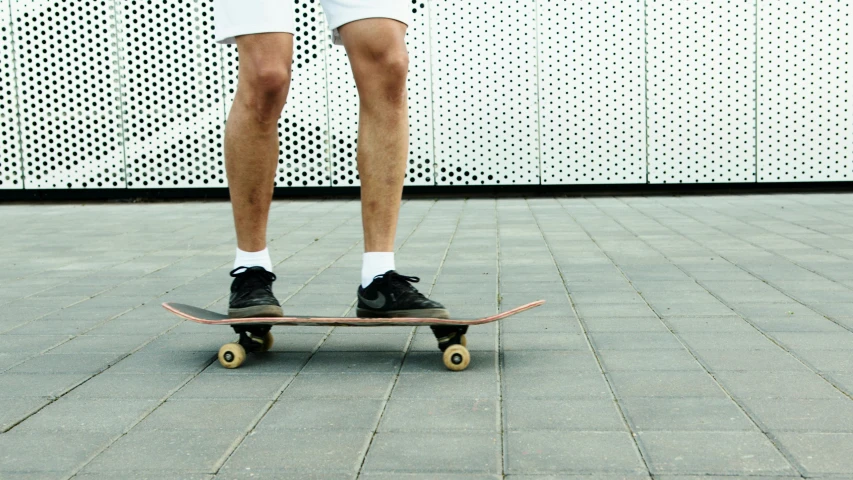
[338,19,448,319]
[225,33,293,317]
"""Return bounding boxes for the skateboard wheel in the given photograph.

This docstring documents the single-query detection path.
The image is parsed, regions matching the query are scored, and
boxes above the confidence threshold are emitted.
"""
[442,344,470,372]
[459,334,467,347]
[218,342,246,369]
[260,331,274,352]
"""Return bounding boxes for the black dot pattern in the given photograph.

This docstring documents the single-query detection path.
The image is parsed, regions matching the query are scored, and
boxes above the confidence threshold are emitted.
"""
[432,0,540,185]
[540,1,646,185]
[758,1,850,182]
[120,0,225,188]
[0,0,21,189]
[222,0,330,188]
[328,0,434,186]
[15,0,125,189]
[647,1,756,184]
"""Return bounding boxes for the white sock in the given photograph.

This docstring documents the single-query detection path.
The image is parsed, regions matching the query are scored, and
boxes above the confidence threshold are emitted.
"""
[362,252,395,288]
[234,247,273,273]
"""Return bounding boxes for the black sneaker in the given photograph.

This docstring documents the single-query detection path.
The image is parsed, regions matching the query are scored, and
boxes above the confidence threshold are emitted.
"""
[228,266,284,318]
[357,270,449,318]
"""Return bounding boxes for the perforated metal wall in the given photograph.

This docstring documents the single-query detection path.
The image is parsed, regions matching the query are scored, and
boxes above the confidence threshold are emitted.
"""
[3,1,852,192]
[13,0,125,189]
[647,1,757,184]
[431,0,540,185]
[538,1,646,185]
[118,0,225,188]
[222,0,330,187]
[0,0,21,189]
[327,0,434,187]
[757,1,851,182]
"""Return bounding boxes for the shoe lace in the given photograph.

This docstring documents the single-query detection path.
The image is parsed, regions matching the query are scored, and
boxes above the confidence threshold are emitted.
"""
[377,271,425,300]
[230,267,277,290]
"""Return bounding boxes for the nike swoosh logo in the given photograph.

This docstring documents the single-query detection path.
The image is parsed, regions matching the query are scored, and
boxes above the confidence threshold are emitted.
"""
[359,291,386,309]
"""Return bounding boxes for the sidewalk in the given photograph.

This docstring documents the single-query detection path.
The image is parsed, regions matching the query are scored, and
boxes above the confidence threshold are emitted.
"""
[1,194,852,479]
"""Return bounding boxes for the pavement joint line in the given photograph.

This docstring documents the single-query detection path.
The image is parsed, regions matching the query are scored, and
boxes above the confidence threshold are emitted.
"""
[525,197,654,478]
[496,198,508,477]
[613,196,853,401]
[353,199,462,478]
[586,196,814,476]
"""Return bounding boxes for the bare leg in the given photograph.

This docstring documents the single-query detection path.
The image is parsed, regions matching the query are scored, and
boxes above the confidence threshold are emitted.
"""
[226,33,294,252]
[338,20,410,253]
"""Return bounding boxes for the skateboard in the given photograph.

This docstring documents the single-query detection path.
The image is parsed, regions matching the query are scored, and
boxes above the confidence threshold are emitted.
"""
[162,300,545,371]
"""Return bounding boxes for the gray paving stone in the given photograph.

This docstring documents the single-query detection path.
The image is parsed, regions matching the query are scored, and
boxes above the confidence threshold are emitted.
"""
[695,349,809,372]
[504,398,624,431]
[619,397,756,432]
[172,373,289,399]
[637,431,795,475]
[362,432,500,474]
[500,316,582,333]
[46,334,152,354]
[773,432,853,475]
[769,331,853,350]
[380,397,498,432]
[362,474,500,480]
[0,335,71,353]
[575,303,657,319]
[502,371,612,399]
[76,474,214,480]
[590,333,684,350]
[501,351,600,373]
[0,396,52,432]
[7,353,123,374]
[65,373,190,399]
[505,431,645,475]
[136,399,268,431]
[82,429,241,473]
[581,316,671,333]
[301,352,403,374]
[319,333,410,352]
[108,349,214,374]
[19,398,157,432]
[221,429,372,474]
[665,316,756,333]
[738,396,853,433]
[501,333,588,351]
[0,431,115,475]
[715,371,845,399]
[280,373,394,399]
[391,372,497,398]
[597,349,703,372]
[607,371,726,398]
[258,397,384,430]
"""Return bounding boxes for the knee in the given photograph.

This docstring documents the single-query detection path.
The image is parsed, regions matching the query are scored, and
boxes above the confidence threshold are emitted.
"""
[238,63,292,122]
[357,49,409,104]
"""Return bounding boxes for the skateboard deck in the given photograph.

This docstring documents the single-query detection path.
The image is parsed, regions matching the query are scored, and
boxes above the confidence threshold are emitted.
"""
[162,300,544,371]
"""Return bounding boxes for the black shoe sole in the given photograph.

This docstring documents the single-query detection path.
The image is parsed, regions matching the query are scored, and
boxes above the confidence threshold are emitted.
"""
[228,304,284,318]
[357,307,450,319]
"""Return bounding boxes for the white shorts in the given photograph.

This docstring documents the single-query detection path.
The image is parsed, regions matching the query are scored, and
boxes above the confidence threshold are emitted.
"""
[213,0,412,46]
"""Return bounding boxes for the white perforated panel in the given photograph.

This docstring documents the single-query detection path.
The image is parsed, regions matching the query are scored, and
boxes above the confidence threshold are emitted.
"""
[13,0,125,189]
[538,1,646,185]
[222,0,330,187]
[327,0,434,186]
[757,1,851,182]
[431,0,540,185]
[647,1,756,184]
[119,0,226,188]
[0,0,22,189]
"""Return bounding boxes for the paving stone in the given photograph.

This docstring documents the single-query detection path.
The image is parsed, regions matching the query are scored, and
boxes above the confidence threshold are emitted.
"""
[0,397,52,432]
[259,398,384,430]
[773,432,853,475]
[380,397,498,432]
[172,373,289,399]
[362,474,500,480]
[597,349,703,372]
[500,333,588,351]
[504,398,624,431]
[715,371,845,399]
[108,350,214,374]
[501,350,600,373]
[280,373,394,399]
[221,429,372,473]
[319,334,410,352]
[502,371,612,399]
[505,431,645,475]
[737,396,853,432]
[301,352,403,374]
[582,317,671,333]
[362,432,500,474]
[637,431,795,475]
[65,373,190,399]
[620,397,756,432]
[0,335,71,354]
[665,316,755,333]
[769,331,853,350]
[500,316,582,333]
[575,303,657,319]
[590,333,684,350]
[0,431,115,474]
[410,332,494,351]
[81,429,242,473]
[200,352,310,375]
[19,398,157,432]
[695,349,809,372]
[76,474,214,480]
[46,334,152,354]
[136,399,269,431]
[607,371,726,398]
